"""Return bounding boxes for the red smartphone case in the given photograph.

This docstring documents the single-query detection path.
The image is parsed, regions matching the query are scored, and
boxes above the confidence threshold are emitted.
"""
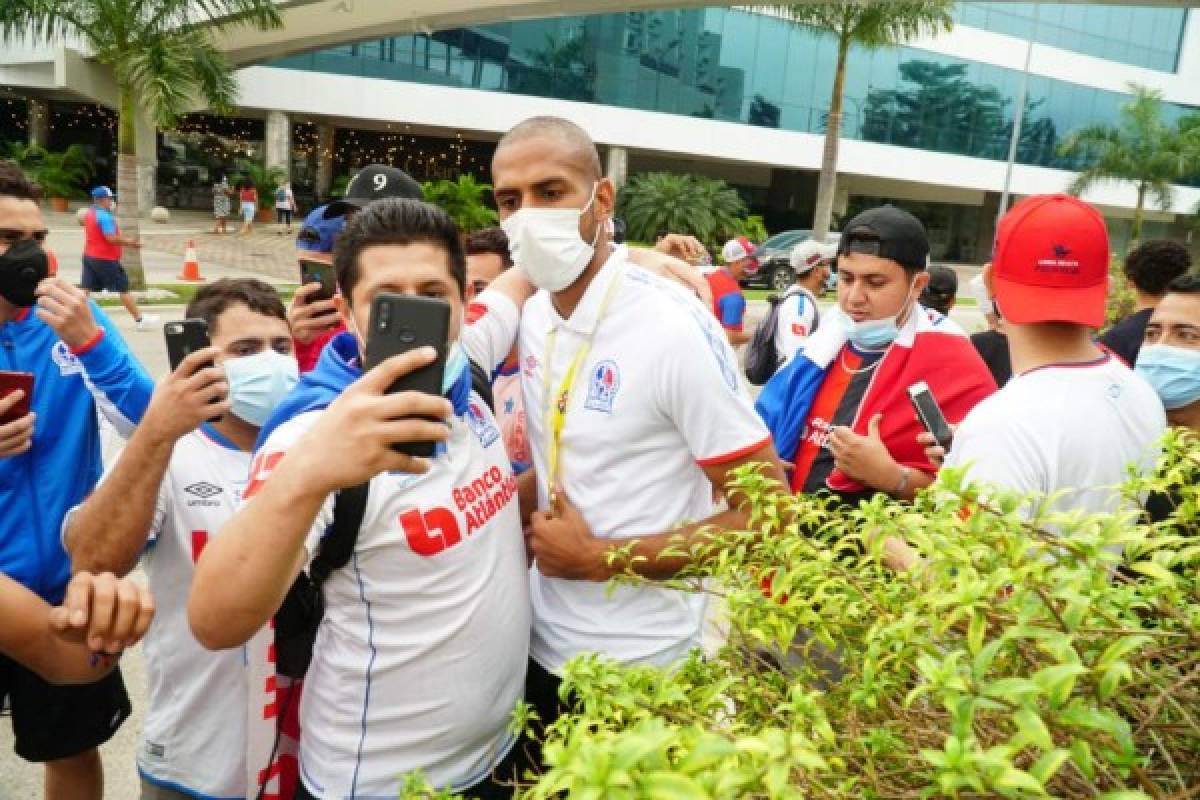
[0,371,34,424]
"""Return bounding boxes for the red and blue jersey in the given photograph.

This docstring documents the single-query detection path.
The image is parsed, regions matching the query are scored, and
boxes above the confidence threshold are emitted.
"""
[705,269,746,332]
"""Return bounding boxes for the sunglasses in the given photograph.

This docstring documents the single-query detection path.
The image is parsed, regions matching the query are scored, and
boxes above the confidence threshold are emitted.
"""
[0,228,49,244]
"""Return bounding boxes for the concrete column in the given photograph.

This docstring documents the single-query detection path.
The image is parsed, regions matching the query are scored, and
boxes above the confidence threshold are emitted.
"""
[27,98,49,147]
[605,145,628,189]
[976,191,1002,264]
[134,105,157,214]
[265,110,292,182]
[315,122,335,200]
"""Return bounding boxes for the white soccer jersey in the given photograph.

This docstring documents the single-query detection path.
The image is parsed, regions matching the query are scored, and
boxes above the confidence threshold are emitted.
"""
[775,287,820,365]
[246,294,530,799]
[519,246,772,673]
[68,425,253,799]
[945,355,1166,518]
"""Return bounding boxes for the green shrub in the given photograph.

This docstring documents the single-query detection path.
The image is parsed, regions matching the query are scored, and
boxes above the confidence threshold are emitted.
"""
[406,430,1200,799]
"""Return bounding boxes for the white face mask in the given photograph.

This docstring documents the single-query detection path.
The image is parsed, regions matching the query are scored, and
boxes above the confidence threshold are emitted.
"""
[501,183,601,292]
[223,349,299,428]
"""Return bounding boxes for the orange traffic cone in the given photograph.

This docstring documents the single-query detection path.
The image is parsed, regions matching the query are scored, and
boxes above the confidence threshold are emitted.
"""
[178,239,204,281]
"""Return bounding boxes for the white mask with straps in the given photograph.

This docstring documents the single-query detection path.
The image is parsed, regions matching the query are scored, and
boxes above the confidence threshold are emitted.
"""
[501,182,601,292]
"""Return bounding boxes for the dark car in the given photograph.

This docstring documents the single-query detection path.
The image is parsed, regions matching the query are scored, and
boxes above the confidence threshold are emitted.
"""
[740,230,841,293]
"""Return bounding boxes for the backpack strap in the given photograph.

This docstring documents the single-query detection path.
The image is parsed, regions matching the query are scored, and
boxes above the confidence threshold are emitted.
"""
[469,357,495,413]
[309,482,370,589]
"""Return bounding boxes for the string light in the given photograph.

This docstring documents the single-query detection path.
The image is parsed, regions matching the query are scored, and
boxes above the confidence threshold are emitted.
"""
[2,97,494,189]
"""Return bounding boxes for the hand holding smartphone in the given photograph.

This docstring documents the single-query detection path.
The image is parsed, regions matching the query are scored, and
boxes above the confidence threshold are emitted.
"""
[299,259,337,303]
[164,319,223,422]
[907,381,954,450]
[364,293,450,458]
[0,371,34,425]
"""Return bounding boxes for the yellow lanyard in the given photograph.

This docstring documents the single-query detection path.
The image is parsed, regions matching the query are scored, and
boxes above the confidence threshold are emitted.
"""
[542,268,624,507]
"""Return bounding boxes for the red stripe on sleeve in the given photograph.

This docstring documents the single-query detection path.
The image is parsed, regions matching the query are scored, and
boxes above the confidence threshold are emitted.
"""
[696,435,772,467]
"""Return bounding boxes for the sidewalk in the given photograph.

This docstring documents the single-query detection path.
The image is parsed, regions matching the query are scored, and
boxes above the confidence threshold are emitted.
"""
[43,206,302,286]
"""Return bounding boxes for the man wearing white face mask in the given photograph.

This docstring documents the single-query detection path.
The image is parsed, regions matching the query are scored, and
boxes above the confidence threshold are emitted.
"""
[64,278,297,800]
[757,205,996,506]
[491,116,786,735]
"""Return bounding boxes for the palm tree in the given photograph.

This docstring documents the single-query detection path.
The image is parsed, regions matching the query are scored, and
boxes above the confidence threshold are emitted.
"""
[1059,84,1200,247]
[763,2,954,241]
[1,0,281,288]
[617,172,747,248]
[422,175,499,233]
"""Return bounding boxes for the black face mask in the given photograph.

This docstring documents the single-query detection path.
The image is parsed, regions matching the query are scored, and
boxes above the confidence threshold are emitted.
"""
[0,239,49,308]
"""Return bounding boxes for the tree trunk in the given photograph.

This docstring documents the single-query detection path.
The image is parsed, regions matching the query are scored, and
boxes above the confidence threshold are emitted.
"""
[1130,184,1145,252]
[812,30,851,243]
[116,85,147,290]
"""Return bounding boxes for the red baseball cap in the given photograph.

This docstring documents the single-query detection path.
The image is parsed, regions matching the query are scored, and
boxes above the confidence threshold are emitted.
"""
[992,194,1109,328]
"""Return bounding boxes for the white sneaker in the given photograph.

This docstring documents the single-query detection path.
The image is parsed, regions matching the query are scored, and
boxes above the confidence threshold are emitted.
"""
[135,314,161,331]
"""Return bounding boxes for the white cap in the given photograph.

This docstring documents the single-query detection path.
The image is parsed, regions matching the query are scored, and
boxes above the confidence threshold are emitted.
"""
[721,236,757,264]
[789,239,837,274]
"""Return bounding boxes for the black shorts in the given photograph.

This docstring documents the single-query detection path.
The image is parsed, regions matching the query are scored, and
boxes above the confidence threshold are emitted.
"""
[81,256,130,293]
[276,208,293,225]
[0,653,131,762]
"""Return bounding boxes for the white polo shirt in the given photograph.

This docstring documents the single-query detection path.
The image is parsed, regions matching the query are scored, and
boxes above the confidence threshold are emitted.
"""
[945,354,1165,518]
[67,425,252,800]
[246,292,530,799]
[519,246,772,673]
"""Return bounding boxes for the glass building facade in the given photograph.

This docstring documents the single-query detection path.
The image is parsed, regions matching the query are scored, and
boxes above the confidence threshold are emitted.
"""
[953,3,1188,72]
[267,6,1197,178]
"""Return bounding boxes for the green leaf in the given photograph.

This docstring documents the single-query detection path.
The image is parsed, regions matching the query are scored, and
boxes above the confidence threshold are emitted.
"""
[993,767,1047,797]
[968,608,987,654]
[1013,708,1054,751]
[983,677,1042,702]
[640,771,709,800]
[1029,749,1070,784]
[1095,635,1152,671]
[1031,663,1086,707]
[1069,739,1095,780]
[1129,560,1176,585]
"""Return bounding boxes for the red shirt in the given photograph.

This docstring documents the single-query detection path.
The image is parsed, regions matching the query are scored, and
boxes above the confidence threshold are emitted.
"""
[705,269,747,332]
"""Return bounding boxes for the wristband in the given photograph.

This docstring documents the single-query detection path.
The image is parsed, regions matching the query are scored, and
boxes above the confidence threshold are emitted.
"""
[70,327,105,355]
[893,466,911,496]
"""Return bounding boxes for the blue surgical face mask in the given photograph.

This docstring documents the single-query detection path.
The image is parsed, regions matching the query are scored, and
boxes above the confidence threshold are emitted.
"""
[1135,344,1200,410]
[834,277,918,350]
[223,349,299,427]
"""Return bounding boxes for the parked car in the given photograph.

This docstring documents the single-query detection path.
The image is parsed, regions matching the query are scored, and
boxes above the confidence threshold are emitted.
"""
[740,229,841,293]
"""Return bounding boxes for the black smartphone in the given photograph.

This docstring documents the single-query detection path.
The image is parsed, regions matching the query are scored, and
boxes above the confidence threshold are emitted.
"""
[364,292,450,458]
[907,381,953,450]
[164,319,222,422]
[299,258,337,302]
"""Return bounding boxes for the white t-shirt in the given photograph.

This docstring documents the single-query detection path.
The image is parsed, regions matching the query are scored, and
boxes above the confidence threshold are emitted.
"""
[774,286,820,365]
[246,292,530,799]
[519,247,772,673]
[68,426,253,799]
[945,354,1166,518]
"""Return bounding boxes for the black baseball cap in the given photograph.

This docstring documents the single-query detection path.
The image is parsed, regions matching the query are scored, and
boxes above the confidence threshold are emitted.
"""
[837,205,929,272]
[323,164,424,219]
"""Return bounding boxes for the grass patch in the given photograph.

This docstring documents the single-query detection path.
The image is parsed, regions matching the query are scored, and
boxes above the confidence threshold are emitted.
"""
[93,282,300,308]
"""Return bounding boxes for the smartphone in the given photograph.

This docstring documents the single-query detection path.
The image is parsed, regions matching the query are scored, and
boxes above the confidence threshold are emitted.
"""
[364,292,450,458]
[164,319,222,422]
[299,258,337,302]
[165,318,212,371]
[907,381,954,450]
[0,371,34,425]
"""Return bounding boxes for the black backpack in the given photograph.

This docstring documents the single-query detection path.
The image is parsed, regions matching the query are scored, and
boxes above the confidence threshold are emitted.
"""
[744,288,817,386]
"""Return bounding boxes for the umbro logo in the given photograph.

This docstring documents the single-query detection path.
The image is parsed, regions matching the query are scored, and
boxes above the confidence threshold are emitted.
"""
[184,482,222,500]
